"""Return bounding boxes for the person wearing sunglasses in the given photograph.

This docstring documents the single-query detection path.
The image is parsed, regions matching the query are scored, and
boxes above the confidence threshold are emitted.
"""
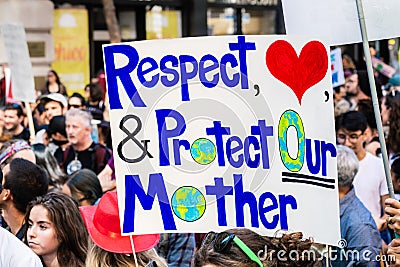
[68,92,86,110]
[194,228,319,267]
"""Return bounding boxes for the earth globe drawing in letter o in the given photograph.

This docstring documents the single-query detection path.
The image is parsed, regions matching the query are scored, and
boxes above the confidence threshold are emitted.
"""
[190,138,216,165]
[171,186,206,222]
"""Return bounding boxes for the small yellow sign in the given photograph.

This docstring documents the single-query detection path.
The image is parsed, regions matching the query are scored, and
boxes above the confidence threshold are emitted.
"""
[51,9,89,96]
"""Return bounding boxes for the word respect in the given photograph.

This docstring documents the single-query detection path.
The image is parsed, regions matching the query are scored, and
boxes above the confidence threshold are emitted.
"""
[104,36,256,109]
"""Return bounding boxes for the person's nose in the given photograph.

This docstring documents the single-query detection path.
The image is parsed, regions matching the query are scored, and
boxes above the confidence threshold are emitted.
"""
[344,136,353,147]
[28,225,37,239]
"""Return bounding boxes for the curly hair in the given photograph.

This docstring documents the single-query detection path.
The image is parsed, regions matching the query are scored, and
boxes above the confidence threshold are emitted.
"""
[194,229,319,267]
[384,93,400,154]
[3,158,48,213]
[24,193,88,267]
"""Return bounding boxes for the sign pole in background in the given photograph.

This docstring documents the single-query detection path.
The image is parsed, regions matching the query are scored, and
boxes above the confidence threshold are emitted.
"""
[355,0,395,198]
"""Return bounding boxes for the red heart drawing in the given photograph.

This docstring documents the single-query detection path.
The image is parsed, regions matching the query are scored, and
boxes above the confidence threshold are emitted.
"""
[266,40,328,104]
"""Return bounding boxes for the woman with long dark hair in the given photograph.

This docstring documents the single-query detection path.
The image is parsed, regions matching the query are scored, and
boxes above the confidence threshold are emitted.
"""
[25,193,88,267]
[41,70,67,96]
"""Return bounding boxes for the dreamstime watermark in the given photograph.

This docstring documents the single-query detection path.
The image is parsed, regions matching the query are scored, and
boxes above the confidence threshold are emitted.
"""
[256,239,395,263]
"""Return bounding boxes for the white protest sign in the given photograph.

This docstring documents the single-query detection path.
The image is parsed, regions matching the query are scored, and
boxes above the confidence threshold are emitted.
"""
[330,48,345,87]
[0,24,35,102]
[282,0,400,46]
[104,35,340,245]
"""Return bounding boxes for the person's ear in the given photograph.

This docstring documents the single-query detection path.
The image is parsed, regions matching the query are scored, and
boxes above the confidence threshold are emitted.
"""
[361,130,368,142]
[2,188,12,201]
[87,125,93,134]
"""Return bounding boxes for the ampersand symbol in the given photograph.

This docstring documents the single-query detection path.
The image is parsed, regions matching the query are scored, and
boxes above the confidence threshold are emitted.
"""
[117,115,148,163]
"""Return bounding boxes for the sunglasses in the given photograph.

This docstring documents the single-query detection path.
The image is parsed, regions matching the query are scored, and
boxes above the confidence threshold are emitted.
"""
[202,231,263,267]
[68,104,81,109]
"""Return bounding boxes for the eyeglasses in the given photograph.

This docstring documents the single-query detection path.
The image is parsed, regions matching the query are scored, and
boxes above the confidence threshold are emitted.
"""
[201,231,263,267]
[337,132,363,143]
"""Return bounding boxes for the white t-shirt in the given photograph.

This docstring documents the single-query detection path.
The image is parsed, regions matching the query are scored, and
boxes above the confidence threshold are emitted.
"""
[0,227,43,267]
[353,152,389,218]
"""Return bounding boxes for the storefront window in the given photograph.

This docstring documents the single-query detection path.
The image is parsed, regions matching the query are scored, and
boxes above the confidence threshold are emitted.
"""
[146,5,182,40]
[207,7,236,35]
[242,9,275,35]
[120,11,137,40]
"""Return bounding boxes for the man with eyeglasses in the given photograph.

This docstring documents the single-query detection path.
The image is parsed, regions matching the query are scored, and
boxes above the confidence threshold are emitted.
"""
[336,111,389,237]
[3,103,30,142]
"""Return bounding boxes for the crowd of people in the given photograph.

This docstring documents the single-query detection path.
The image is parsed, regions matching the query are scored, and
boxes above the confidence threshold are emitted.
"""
[2,58,400,267]
[332,54,400,267]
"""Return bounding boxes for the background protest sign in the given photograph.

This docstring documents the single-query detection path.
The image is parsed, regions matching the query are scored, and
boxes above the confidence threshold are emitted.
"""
[104,35,340,245]
[282,0,400,46]
[330,48,345,88]
[51,9,90,96]
[371,56,396,78]
[0,23,35,103]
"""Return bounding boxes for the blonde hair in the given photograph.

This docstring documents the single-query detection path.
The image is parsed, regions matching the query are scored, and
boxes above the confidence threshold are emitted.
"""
[85,239,168,267]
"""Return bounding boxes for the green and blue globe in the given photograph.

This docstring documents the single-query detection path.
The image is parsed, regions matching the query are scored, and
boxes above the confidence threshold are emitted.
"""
[190,138,216,165]
[171,186,206,222]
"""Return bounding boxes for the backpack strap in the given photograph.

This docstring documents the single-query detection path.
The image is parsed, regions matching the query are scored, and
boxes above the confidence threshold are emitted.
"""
[61,146,72,171]
[94,144,112,173]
